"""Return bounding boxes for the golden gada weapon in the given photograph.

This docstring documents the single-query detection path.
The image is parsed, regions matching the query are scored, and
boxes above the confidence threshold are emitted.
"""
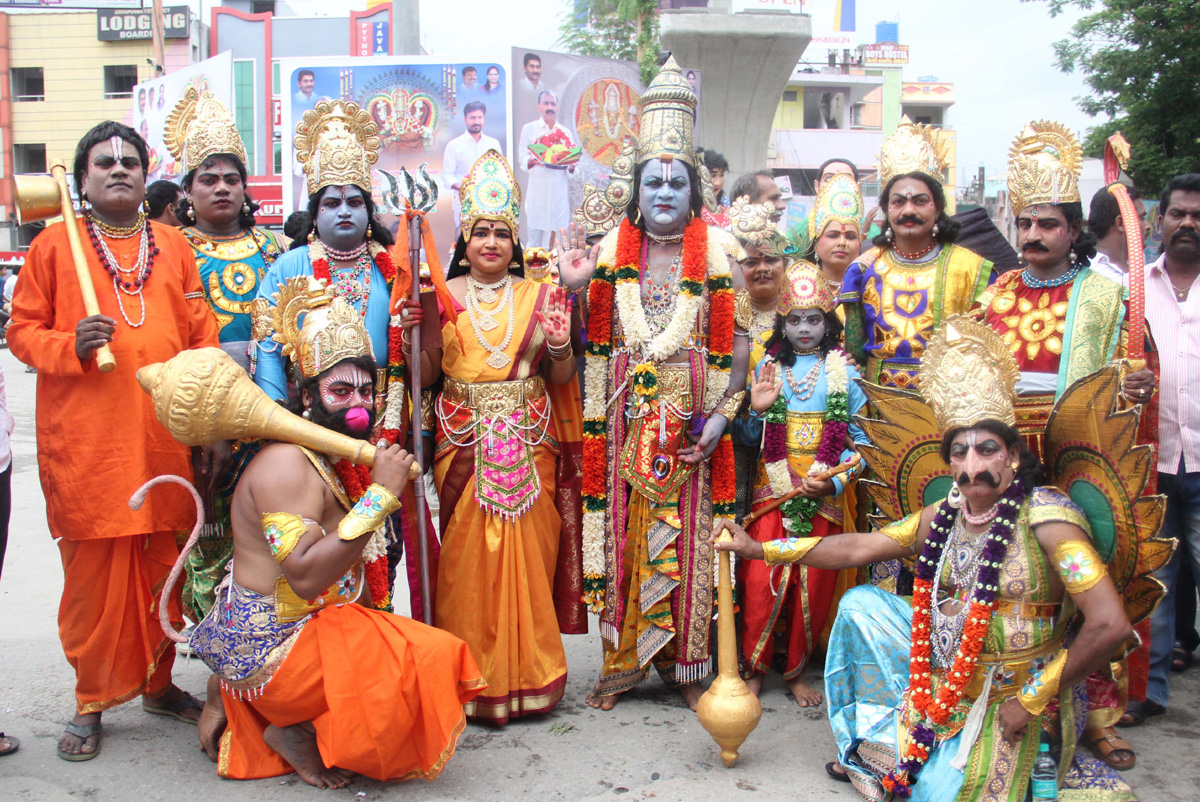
[136,346,418,477]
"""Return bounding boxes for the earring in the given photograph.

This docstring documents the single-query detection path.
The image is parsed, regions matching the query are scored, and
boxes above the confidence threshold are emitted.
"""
[142,199,150,214]
[242,201,250,214]
[1068,251,1077,265]
[931,223,939,237]
[302,408,312,420]
[307,231,315,243]
[366,225,373,239]
[947,481,964,509]
[187,206,196,222]
[884,226,894,243]
[509,261,519,271]
[634,209,643,225]
[459,258,471,267]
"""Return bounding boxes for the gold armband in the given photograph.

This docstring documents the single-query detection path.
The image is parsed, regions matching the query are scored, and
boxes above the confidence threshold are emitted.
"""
[717,390,746,421]
[338,483,402,542]
[1017,648,1069,717]
[879,513,921,551]
[263,512,309,564]
[1053,539,1106,594]
[762,537,821,565]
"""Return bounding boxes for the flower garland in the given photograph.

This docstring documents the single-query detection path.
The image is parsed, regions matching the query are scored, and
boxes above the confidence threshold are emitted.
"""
[311,238,402,610]
[580,218,734,612]
[761,350,850,534]
[882,478,1025,797]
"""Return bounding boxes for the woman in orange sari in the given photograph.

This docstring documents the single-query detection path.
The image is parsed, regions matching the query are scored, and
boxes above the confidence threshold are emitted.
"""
[400,150,585,724]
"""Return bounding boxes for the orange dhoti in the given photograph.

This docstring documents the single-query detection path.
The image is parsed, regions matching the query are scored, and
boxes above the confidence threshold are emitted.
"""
[58,532,182,713]
[218,603,484,781]
[739,510,839,678]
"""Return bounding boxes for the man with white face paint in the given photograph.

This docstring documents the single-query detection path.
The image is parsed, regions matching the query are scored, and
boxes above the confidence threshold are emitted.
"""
[251,100,438,623]
[558,57,749,711]
[193,278,485,786]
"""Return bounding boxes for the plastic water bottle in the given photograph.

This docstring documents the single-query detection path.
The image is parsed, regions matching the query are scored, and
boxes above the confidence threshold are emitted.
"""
[1031,741,1058,801]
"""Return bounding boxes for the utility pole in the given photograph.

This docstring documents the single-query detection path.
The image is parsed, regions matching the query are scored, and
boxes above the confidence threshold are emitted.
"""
[151,0,165,75]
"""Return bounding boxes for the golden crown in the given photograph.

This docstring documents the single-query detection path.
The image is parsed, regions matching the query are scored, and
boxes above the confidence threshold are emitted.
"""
[777,262,836,315]
[918,315,1019,432]
[879,116,950,186]
[459,149,521,237]
[636,55,696,167]
[1007,121,1083,217]
[730,194,787,257]
[294,100,380,197]
[808,174,864,242]
[163,87,248,175]
[253,276,372,382]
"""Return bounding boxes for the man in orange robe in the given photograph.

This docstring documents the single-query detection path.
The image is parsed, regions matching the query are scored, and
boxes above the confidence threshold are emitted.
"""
[8,121,219,760]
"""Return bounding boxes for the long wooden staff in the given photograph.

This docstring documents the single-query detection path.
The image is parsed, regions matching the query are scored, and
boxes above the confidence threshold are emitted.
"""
[49,160,116,372]
[740,454,862,528]
[1103,134,1146,367]
[405,209,433,626]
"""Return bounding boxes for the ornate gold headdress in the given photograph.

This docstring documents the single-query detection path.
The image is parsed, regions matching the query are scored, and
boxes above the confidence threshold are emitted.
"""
[730,194,787,258]
[253,276,371,381]
[573,142,636,237]
[879,116,950,186]
[164,87,247,175]
[777,262,836,315]
[294,100,380,197]
[459,149,521,236]
[807,174,863,242]
[1007,121,1083,217]
[636,55,696,167]
[918,315,1019,431]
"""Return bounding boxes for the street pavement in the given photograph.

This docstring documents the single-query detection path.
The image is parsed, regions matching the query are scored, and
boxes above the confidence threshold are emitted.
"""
[1,347,1198,801]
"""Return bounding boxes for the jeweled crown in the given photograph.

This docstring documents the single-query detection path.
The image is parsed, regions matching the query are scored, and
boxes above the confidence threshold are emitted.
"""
[879,116,950,186]
[918,316,1019,431]
[459,149,521,237]
[808,174,863,242]
[777,262,835,315]
[636,55,697,167]
[253,276,371,381]
[1007,120,1083,217]
[730,194,787,258]
[294,100,380,197]
[164,87,248,175]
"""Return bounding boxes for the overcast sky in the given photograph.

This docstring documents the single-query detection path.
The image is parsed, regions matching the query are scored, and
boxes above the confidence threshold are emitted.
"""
[417,0,1097,181]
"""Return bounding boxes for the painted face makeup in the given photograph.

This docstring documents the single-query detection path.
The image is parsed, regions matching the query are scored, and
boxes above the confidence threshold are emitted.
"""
[637,159,691,236]
[315,185,369,253]
[948,429,1011,489]
[317,364,374,411]
[783,308,826,353]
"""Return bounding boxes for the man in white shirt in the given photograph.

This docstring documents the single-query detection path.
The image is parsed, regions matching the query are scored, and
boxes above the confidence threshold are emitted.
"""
[442,101,501,235]
[1122,173,1200,727]
[520,53,542,94]
[517,91,576,248]
[1088,185,1148,284]
[293,70,317,113]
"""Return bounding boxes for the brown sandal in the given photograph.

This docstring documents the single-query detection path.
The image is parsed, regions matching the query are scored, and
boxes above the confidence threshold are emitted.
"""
[1086,726,1136,771]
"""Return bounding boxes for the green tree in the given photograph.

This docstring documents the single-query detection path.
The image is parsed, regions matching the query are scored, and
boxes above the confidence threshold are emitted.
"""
[557,0,660,85]
[1030,0,1200,193]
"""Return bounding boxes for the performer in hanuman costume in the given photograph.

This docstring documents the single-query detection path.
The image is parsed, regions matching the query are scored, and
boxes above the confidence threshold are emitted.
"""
[717,316,1167,801]
[190,282,484,786]
[164,87,286,621]
[560,57,748,710]
[975,121,1156,773]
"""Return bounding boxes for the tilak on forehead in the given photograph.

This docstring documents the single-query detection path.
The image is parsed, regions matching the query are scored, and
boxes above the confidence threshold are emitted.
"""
[109,136,123,160]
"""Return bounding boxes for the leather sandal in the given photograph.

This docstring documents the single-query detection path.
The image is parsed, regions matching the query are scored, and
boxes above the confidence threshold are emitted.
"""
[1086,726,1136,771]
[142,690,203,724]
[57,721,101,762]
[0,732,18,757]
[825,761,851,783]
[1117,699,1165,727]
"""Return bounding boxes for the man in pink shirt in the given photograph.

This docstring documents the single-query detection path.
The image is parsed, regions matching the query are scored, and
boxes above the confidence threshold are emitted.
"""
[1121,173,1200,726]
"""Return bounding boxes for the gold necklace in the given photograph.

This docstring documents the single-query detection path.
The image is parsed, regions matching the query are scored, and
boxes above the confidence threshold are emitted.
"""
[90,211,146,239]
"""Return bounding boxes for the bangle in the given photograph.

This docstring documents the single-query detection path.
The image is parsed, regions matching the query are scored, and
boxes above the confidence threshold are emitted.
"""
[337,483,402,541]
[549,347,575,362]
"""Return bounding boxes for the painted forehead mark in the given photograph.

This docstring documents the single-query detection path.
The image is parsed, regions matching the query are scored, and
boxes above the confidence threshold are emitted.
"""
[110,136,123,161]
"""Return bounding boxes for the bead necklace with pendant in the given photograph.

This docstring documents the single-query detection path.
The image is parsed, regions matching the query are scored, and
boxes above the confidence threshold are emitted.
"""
[465,272,515,369]
[328,252,372,313]
[86,212,156,327]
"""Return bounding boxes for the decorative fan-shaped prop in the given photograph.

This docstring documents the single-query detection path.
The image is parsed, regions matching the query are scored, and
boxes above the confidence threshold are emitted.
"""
[854,382,953,530]
[1043,363,1172,625]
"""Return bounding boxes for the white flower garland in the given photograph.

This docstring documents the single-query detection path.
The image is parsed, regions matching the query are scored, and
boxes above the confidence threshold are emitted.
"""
[613,279,704,363]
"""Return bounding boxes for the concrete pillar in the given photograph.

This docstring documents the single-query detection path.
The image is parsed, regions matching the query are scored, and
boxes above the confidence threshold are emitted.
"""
[661,6,810,174]
[393,0,419,56]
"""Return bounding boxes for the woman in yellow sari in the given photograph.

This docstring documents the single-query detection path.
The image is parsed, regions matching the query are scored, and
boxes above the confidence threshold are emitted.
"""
[400,150,584,724]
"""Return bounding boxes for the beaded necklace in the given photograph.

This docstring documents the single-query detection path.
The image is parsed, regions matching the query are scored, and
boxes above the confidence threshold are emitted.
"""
[85,212,157,328]
[323,242,368,262]
[783,358,822,401]
[465,272,515,369]
[326,252,373,313]
[640,240,683,335]
[1020,262,1082,289]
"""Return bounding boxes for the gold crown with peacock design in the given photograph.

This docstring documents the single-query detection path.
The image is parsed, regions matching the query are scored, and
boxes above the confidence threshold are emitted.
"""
[164,87,248,175]
[879,116,950,186]
[294,100,381,197]
[918,315,1020,431]
[252,276,371,381]
[459,149,521,236]
[1007,121,1083,217]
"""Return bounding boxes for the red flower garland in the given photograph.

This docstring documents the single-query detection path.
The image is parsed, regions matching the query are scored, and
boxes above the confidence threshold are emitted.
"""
[332,458,392,608]
[710,433,736,516]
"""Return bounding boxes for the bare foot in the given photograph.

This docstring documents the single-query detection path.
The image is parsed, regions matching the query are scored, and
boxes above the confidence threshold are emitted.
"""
[679,683,703,711]
[786,675,823,707]
[585,692,618,711]
[198,674,227,762]
[58,712,102,758]
[143,684,203,723]
[745,673,765,697]
[263,722,351,789]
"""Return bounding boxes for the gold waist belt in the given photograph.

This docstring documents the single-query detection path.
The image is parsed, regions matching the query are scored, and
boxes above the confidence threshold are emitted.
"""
[442,375,546,419]
[612,332,708,350]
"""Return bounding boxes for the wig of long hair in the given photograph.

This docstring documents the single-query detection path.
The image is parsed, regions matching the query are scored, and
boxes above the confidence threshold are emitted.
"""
[175,153,259,230]
[872,171,961,248]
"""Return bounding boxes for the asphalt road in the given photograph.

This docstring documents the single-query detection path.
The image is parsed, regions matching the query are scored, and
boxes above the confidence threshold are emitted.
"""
[1,347,1198,801]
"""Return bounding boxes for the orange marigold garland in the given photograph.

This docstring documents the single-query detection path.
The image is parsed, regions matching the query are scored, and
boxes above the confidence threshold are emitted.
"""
[710,432,736,517]
[332,458,392,609]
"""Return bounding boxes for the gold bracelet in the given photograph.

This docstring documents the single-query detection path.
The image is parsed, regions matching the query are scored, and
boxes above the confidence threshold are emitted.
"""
[337,483,402,541]
[762,537,821,565]
[1017,648,1068,716]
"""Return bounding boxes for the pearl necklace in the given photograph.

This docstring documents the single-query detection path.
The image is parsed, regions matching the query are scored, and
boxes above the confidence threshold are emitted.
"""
[784,358,822,401]
[465,273,515,369]
[323,241,369,262]
[1021,263,1082,289]
[468,273,509,305]
[86,212,155,328]
[962,501,1000,526]
[328,252,373,314]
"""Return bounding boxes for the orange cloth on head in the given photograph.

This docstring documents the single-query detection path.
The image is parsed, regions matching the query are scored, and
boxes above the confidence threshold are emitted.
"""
[7,219,218,541]
[218,604,484,782]
[58,532,182,713]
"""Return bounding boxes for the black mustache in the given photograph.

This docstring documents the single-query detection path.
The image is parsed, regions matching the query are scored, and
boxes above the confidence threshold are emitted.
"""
[1022,241,1050,253]
[1172,230,1200,245]
[896,215,924,226]
[957,470,1001,488]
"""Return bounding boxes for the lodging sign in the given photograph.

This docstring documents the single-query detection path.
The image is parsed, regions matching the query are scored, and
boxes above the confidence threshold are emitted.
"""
[862,43,909,64]
[97,6,189,41]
